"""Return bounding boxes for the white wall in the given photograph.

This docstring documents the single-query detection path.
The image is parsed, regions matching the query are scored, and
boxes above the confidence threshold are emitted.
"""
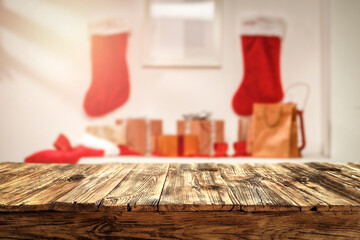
[0,0,323,162]
[330,0,360,162]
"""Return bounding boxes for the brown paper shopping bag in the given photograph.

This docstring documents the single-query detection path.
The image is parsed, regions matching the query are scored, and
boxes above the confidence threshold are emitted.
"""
[252,103,305,158]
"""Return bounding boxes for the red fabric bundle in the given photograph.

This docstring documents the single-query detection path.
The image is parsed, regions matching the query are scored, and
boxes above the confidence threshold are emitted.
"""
[25,145,104,164]
[25,134,104,164]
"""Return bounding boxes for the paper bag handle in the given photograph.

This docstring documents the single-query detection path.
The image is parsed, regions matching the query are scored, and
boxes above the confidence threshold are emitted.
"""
[297,110,306,156]
[285,83,310,111]
[263,105,282,128]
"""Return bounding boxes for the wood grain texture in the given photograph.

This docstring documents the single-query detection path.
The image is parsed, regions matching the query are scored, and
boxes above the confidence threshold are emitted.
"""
[100,163,169,212]
[280,163,360,211]
[11,164,105,211]
[248,163,329,211]
[313,163,360,185]
[1,162,360,239]
[0,162,360,213]
[348,162,360,170]
[0,163,54,188]
[53,163,135,212]
[0,211,359,240]
[218,163,300,211]
[0,162,31,175]
[0,164,72,211]
[159,163,235,211]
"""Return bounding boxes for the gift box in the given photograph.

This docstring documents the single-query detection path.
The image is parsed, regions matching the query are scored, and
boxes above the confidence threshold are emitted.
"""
[246,119,253,155]
[116,118,162,155]
[214,142,228,157]
[157,135,198,157]
[177,120,224,155]
[86,125,126,145]
[236,118,252,156]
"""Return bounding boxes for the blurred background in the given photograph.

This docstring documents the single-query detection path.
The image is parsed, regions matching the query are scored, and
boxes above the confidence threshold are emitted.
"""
[0,0,359,162]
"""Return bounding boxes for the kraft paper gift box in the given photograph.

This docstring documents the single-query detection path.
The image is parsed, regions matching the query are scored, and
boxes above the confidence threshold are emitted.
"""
[116,118,162,155]
[236,118,252,156]
[177,120,224,155]
[86,125,126,145]
[157,135,198,157]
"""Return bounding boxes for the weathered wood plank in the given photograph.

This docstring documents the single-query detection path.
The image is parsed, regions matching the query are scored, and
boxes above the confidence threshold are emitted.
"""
[53,163,135,212]
[340,163,360,179]
[0,162,23,173]
[304,163,360,207]
[99,163,169,212]
[279,163,360,211]
[250,163,329,211]
[159,163,235,211]
[1,162,360,214]
[348,162,360,170]
[306,162,360,188]
[0,164,80,211]
[9,164,105,211]
[218,163,300,212]
[0,163,54,188]
[0,211,359,239]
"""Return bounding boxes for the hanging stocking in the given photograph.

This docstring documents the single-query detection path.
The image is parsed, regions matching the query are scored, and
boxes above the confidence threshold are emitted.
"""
[232,16,286,116]
[84,19,130,117]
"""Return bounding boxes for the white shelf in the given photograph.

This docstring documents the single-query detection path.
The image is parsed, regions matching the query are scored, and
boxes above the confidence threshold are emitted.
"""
[78,155,343,165]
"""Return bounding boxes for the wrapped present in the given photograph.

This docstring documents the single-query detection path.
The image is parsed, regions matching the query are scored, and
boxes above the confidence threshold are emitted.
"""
[233,142,248,157]
[246,119,253,155]
[214,142,228,157]
[177,120,224,155]
[116,118,162,155]
[86,125,126,145]
[157,135,198,157]
[236,118,252,156]
[237,118,244,142]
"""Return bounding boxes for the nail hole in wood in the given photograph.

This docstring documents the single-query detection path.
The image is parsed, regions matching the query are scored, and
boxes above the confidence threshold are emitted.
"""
[310,206,318,211]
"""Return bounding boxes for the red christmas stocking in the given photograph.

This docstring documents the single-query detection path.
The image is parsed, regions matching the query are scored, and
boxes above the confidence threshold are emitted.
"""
[232,16,286,116]
[84,19,130,117]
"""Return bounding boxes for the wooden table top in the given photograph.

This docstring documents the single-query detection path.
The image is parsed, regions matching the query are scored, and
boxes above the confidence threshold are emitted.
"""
[0,162,360,213]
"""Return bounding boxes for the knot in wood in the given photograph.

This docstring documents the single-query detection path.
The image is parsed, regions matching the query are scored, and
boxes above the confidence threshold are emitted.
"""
[298,177,309,183]
[67,174,85,182]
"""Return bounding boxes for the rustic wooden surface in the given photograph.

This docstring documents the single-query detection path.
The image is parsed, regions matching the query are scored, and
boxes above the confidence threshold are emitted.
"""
[100,163,169,212]
[1,211,359,240]
[159,163,235,211]
[0,162,360,239]
[1,162,360,213]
